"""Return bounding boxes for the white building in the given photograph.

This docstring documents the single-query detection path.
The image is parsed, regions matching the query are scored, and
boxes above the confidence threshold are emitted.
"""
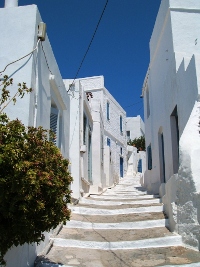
[142,0,200,250]
[0,1,70,266]
[63,78,94,199]
[126,115,145,142]
[125,116,145,176]
[65,76,127,200]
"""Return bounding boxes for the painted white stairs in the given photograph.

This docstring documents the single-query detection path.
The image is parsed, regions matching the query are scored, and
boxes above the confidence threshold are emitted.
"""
[35,175,200,267]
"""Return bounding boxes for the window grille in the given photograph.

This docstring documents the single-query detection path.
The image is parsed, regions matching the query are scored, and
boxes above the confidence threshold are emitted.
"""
[50,107,58,145]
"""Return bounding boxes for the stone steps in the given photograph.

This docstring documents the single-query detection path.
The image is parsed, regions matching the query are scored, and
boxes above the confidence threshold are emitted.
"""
[36,246,200,267]
[55,227,173,242]
[70,205,164,215]
[35,175,200,267]
[70,211,167,223]
[89,194,160,200]
[64,218,169,229]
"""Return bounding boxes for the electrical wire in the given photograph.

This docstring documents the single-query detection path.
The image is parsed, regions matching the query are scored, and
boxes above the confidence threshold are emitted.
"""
[67,0,109,92]
[0,39,40,75]
[137,105,143,112]
[41,42,53,75]
[124,100,142,108]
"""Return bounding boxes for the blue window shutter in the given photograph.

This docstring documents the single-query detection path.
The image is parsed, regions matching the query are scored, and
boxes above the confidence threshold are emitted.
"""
[148,145,152,170]
[120,116,122,132]
[107,102,110,120]
[107,138,110,147]
[138,159,142,172]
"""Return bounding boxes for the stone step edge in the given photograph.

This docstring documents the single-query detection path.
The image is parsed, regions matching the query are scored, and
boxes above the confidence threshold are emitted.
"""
[157,264,200,267]
[35,263,72,267]
[89,194,160,200]
[35,263,200,267]
[51,235,183,250]
[79,198,161,206]
[70,205,163,215]
[64,219,169,230]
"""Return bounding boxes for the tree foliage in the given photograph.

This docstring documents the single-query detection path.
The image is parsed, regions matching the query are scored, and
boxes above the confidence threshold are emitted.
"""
[127,135,146,151]
[0,76,72,265]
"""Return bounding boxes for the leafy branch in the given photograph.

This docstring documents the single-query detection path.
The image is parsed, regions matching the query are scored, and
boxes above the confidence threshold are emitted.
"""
[0,75,32,114]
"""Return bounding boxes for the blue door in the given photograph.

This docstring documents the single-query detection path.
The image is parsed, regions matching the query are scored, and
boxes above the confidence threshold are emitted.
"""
[120,157,123,177]
[138,159,142,172]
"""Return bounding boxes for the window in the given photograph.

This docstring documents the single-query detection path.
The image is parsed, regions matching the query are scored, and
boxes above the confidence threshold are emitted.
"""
[120,115,123,132]
[126,131,130,141]
[120,147,122,155]
[107,101,110,120]
[83,115,87,145]
[50,107,58,145]
[107,137,111,147]
[146,87,150,118]
[147,144,152,170]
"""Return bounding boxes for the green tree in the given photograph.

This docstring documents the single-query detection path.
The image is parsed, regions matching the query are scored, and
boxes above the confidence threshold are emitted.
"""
[127,135,146,151]
[0,76,72,265]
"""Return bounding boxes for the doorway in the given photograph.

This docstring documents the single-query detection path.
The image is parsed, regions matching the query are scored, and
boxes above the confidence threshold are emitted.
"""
[170,106,179,174]
[88,132,92,183]
[158,130,166,183]
[120,157,124,177]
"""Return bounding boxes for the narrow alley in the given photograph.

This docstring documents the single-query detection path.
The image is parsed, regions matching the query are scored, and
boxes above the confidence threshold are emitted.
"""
[36,175,200,267]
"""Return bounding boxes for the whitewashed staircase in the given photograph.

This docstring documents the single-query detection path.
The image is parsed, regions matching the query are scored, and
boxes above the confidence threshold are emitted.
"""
[35,175,200,267]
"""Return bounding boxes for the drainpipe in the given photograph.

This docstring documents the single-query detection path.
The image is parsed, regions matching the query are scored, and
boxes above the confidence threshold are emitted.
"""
[4,0,18,7]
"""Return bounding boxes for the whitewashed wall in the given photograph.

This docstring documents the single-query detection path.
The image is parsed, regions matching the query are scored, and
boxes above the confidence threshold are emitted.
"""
[127,146,138,176]
[64,79,95,198]
[89,98,105,193]
[143,0,200,250]
[126,116,145,141]
[0,4,70,267]
[64,79,81,199]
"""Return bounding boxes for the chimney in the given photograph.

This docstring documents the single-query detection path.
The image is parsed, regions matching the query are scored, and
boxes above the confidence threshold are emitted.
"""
[4,0,18,7]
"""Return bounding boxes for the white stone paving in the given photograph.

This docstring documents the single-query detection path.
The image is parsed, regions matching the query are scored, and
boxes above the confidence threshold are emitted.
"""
[90,194,159,200]
[64,219,169,230]
[70,205,163,215]
[37,254,200,267]
[79,198,161,206]
[158,264,200,267]
[36,264,71,267]
[37,262,200,267]
[51,236,183,250]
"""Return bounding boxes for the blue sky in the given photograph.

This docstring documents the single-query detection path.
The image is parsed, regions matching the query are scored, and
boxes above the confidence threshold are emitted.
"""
[1,0,161,118]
